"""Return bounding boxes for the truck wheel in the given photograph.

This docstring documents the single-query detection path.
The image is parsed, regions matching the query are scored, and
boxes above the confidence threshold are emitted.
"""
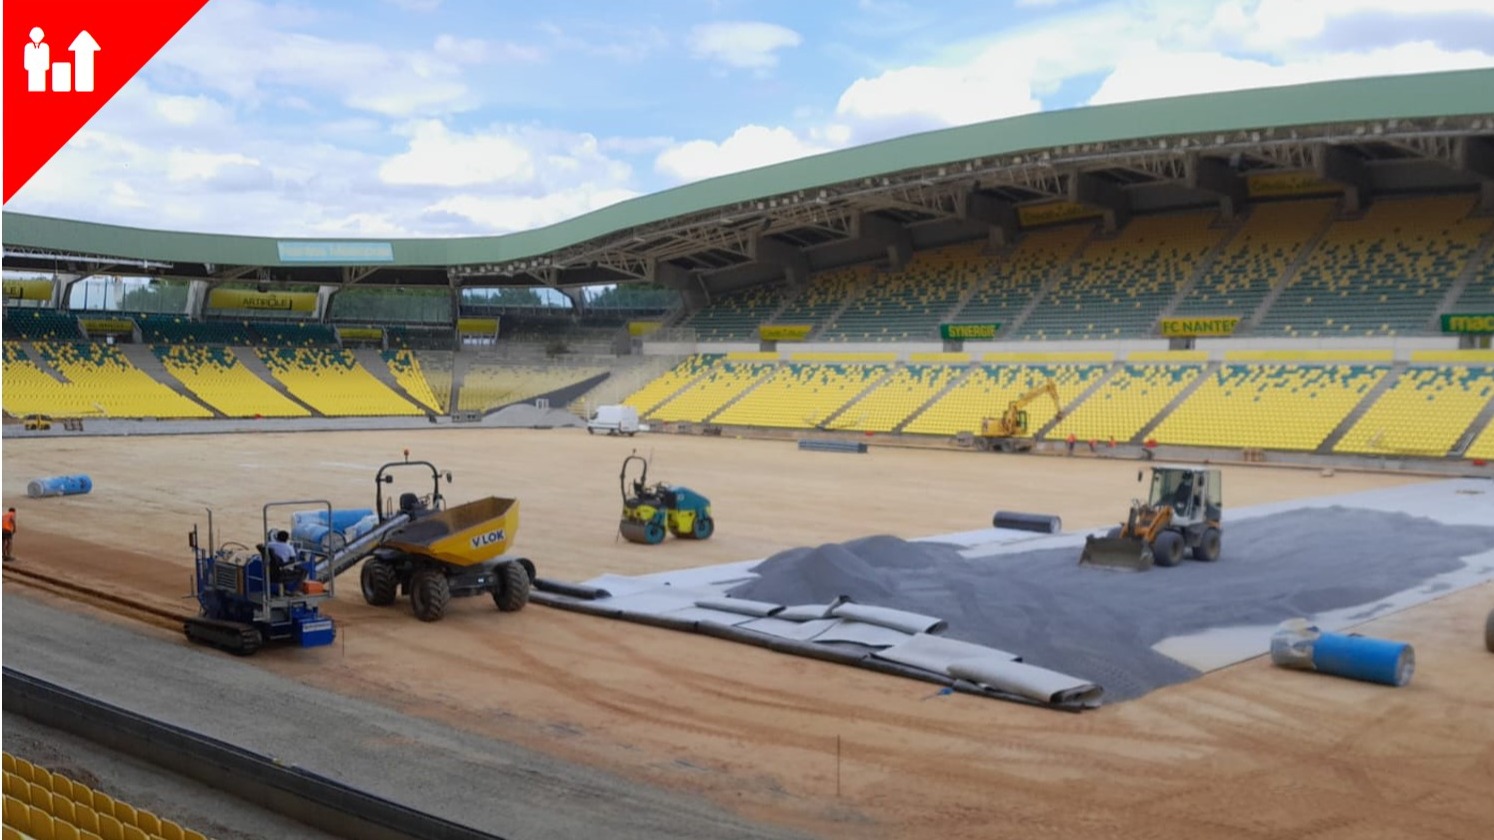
[493,562,531,612]
[360,559,398,606]
[410,567,450,622]
[1192,528,1222,562]
[692,516,714,540]
[1152,531,1184,567]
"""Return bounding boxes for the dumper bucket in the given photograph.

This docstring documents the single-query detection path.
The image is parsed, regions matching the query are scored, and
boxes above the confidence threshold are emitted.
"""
[1079,535,1155,571]
[382,496,519,567]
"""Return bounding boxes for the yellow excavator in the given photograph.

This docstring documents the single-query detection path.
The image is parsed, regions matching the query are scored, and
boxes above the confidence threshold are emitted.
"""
[973,381,1063,453]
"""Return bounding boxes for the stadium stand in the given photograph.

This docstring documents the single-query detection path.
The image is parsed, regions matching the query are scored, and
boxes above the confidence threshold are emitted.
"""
[1335,365,1494,456]
[1016,211,1222,340]
[2,308,81,342]
[155,345,310,417]
[819,242,987,342]
[678,285,789,341]
[713,362,889,427]
[1255,195,1493,336]
[1047,363,1204,443]
[902,363,1105,436]
[1152,363,1389,450]
[623,354,722,415]
[3,342,213,419]
[646,361,777,423]
[1466,413,1494,460]
[767,266,869,335]
[952,224,1093,331]
[836,363,965,432]
[247,320,339,347]
[4,750,211,840]
[257,348,422,416]
[1172,200,1335,322]
[455,362,608,412]
[382,350,443,413]
[136,314,256,345]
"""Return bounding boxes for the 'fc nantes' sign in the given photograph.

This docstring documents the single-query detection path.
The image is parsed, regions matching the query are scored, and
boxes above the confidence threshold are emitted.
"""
[1441,314,1494,334]
[759,324,813,341]
[940,323,1000,340]
[1160,316,1240,338]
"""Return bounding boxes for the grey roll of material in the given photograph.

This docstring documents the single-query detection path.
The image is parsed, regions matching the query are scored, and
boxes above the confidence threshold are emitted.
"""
[533,579,613,600]
[830,602,948,634]
[992,511,1062,533]
[776,596,852,621]
[693,597,784,618]
[946,658,1104,707]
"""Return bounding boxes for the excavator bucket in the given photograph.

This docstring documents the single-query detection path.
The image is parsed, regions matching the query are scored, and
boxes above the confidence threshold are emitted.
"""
[1079,535,1155,571]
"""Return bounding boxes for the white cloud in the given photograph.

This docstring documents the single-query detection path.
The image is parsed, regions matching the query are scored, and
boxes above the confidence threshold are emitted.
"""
[166,150,262,183]
[1090,41,1494,105]
[1216,0,1494,51]
[688,21,802,70]
[654,124,834,183]
[378,121,536,187]
[424,187,641,234]
[385,0,442,11]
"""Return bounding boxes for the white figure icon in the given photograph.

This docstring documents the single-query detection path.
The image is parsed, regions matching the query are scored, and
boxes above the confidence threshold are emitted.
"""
[23,26,100,93]
[24,27,49,91]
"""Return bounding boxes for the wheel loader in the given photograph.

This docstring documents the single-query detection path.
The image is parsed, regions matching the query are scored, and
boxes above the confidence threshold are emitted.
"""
[1080,465,1223,571]
[618,453,713,544]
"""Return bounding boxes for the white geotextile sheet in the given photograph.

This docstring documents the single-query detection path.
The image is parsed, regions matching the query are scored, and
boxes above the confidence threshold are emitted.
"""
[811,620,917,649]
[947,658,1104,707]
[874,633,1019,672]
[694,597,784,618]
[737,617,840,641]
[830,602,947,634]
[663,606,762,627]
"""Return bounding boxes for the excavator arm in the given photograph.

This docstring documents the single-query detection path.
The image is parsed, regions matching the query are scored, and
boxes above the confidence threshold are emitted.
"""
[983,380,1064,436]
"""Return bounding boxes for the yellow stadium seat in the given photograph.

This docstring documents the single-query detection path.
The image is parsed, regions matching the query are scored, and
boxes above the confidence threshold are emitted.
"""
[13,760,32,785]
[821,242,993,342]
[96,813,124,840]
[55,818,81,840]
[29,784,52,817]
[3,796,28,833]
[182,830,208,840]
[256,347,422,417]
[456,360,608,413]
[133,809,160,837]
[30,809,56,840]
[157,819,185,840]
[647,361,778,423]
[1336,366,1494,456]
[714,363,889,429]
[2,754,14,775]
[904,364,1103,436]
[111,801,135,828]
[121,824,147,840]
[90,791,113,817]
[72,803,99,835]
[4,823,24,840]
[50,795,74,825]
[841,364,966,432]
[625,355,723,415]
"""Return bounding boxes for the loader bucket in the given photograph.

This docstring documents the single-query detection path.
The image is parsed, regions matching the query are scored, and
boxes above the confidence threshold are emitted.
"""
[1079,536,1155,571]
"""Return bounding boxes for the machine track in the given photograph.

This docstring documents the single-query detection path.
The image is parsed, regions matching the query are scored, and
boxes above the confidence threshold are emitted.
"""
[3,564,191,634]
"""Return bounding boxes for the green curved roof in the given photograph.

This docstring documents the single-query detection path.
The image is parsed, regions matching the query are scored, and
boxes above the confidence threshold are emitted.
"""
[4,67,1493,268]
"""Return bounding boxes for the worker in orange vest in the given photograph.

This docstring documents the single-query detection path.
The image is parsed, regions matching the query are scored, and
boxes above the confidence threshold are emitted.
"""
[3,507,16,561]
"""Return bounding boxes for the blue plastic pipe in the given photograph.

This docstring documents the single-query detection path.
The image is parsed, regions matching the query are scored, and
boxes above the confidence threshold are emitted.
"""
[26,474,93,498]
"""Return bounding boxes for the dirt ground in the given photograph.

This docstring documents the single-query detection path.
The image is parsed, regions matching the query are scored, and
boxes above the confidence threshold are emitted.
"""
[4,429,1493,839]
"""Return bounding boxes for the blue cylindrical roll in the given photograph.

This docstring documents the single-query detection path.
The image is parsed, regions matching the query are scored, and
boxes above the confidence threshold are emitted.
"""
[1310,632,1415,687]
[292,508,374,532]
[26,474,93,498]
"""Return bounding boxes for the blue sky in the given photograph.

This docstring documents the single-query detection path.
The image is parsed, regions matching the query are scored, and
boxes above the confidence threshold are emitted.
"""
[8,0,1494,238]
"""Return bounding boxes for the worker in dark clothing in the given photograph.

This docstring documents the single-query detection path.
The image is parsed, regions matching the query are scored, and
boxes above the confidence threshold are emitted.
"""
[2,507,15,561]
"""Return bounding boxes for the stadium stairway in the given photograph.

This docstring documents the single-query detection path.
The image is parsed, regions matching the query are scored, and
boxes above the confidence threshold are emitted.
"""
[16,342,67,384]
[1454,396,1494,458]
[230,347,321,416]
[448,351,471,412]
[1315,362,1408,453]
[1428,223,1494,326]
[816,366,899,429]
[117,344,225,419]
[892,366,978,432]
[352,349,436,416]
[1032,364,1124,439]
[1131,361,1220,443]
[1246,205,1338,331]
[1151,215,1247,325]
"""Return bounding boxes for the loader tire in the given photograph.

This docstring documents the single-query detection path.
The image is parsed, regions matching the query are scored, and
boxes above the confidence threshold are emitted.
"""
[1192,527,1222,562]
[1152,531,1184,567]
[410,567,451,622]
[360,559,398,606]
[493,561,531,612]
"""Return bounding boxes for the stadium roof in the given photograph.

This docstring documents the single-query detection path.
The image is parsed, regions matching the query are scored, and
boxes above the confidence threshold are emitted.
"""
[4,68,1493,293]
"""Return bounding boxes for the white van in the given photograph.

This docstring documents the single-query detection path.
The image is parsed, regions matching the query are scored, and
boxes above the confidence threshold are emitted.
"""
[587,405,640,436]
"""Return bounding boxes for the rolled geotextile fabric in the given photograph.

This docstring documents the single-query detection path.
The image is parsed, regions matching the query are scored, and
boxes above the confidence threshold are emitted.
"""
[991,511,1062,533]
[1271,619,1414,687]
[947,658,1104,706]
[27,474,93,498]
[532,579,613,600]
[694,597,784,618]
[830,602,947,634]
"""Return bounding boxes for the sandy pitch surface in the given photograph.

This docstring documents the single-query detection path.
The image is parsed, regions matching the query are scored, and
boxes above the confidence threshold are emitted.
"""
[4,430,1493,839]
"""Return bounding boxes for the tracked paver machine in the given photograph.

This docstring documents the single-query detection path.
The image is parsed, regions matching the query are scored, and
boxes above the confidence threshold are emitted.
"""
[333,456,534,622]
[1080,465,1223,571]
[618,453,714,544]
[184,501,338,656]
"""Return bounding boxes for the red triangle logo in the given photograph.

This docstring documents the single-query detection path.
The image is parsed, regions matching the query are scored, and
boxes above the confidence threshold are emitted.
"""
[4,0,212,204]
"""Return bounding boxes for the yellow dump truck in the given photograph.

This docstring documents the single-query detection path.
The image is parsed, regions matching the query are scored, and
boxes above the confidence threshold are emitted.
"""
[317,457,534,622]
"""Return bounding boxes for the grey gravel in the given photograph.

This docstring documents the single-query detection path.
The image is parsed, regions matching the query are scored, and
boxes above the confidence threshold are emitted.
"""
[728,506,1494,701]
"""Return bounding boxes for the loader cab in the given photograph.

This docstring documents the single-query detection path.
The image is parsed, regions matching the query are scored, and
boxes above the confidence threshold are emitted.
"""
[1146,466,1221,524]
